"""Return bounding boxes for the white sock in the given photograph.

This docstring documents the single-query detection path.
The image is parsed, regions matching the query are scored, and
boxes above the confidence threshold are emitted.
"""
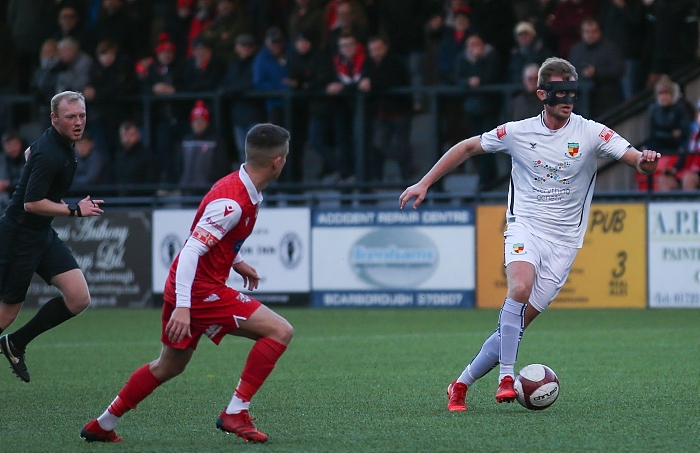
[457,365,476,387]
[226,394,250,414]
[458,330,499,386]
[499,364,514,381]
[97,409,119,432]
[498,297,526,381]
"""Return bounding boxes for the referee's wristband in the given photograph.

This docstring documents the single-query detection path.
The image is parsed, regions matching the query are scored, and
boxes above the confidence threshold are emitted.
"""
[68,202,82,217]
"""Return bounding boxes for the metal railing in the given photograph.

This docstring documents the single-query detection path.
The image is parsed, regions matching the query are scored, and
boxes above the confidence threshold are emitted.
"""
[2,82,591,166]
[0,81,606,210]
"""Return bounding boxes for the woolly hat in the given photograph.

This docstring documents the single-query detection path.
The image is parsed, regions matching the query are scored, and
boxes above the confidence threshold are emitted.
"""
[190,100,210,122]
[155,32,176,54]
[453,6,471,18]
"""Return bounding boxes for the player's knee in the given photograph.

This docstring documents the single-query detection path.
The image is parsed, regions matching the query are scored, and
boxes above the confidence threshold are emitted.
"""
[65,294,91,314]
[507,283,531,302]
[272,319,294,346]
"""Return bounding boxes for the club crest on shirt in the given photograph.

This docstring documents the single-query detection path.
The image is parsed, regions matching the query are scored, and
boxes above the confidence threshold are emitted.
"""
[599,127,615,142]
[566,142,581,159]
[497,124,507,139]
[511,243,526,255]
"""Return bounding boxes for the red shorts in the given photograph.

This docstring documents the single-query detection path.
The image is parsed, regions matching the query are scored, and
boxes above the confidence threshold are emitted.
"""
[161,286,262,350]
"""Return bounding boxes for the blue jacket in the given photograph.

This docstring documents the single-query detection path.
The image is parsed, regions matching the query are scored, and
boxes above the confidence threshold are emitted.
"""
[252,46,290,111]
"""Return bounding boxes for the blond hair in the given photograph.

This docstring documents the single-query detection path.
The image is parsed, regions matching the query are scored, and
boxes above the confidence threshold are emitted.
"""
[538,57,578,87]
[51,91,85,116]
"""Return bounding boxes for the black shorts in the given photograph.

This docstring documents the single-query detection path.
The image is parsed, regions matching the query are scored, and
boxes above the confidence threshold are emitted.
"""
[0,217,79,304]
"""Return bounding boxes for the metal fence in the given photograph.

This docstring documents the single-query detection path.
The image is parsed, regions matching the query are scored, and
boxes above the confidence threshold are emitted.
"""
[1,82,591,178]
[12,81,699,211]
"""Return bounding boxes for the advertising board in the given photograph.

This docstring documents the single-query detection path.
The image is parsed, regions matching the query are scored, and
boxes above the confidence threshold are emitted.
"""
[25,211,152,307]
[311,208,475,307]
[648,202,700,308]
[477,204,647,308]
[152,207,311,305]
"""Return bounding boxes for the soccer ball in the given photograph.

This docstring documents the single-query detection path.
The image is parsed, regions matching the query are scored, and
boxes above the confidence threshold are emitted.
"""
[514,364,560,410]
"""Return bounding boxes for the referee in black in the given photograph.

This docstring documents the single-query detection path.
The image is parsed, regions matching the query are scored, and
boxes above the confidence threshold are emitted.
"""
[0,91,104,382]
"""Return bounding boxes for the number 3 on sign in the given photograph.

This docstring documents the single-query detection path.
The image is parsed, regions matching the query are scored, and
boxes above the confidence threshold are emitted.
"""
[612,251,627,279]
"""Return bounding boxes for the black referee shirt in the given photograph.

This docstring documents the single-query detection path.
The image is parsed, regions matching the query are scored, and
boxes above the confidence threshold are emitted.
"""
[4,127,77,230]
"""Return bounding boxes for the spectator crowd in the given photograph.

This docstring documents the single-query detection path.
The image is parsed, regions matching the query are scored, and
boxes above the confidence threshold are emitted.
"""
[0,0,699,195]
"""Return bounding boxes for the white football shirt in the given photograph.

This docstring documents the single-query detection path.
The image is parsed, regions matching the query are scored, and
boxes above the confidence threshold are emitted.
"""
[480,112,631,248]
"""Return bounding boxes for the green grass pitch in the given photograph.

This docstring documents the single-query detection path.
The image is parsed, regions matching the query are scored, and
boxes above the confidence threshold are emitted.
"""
[1,307,698,453]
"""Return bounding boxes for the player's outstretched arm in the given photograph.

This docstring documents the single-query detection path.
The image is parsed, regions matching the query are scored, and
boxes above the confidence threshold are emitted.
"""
[399,135,485,210]
[76,195,105,216]
[24,195,105,217]
[619,147,661,175]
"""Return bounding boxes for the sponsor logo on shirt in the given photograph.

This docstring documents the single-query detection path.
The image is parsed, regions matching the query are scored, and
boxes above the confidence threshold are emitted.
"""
[533,186,571,201]
[566,142,581,159]
[534,160,572,184]
[497,124,507,139]
[599,127,615,142]
[205,217,227,235]
[511,243,527,255]
[224,204,234,216]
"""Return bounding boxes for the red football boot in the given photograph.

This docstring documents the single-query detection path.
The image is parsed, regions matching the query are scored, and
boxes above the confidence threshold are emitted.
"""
[495,375,517,403]
[80,419,123,443]
[446,380,468,412]
[216,410,269,443]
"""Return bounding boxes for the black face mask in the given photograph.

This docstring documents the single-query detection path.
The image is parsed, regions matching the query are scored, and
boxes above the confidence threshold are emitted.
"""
[539,81,578,105]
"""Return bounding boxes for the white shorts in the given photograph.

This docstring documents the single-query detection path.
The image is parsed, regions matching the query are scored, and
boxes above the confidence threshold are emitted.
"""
[503,221,579,312]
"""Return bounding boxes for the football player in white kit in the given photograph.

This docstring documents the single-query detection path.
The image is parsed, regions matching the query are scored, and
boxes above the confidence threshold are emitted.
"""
[399,57,661,411]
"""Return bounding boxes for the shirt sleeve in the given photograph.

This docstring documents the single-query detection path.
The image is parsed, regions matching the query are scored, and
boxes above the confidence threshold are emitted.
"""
[174,198,242,308]
[480,124,511,154]
[24,150,59,203]
[592,123,631,160]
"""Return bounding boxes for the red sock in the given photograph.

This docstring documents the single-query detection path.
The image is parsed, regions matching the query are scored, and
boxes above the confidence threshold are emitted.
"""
[108,364,163,417]
[235,337,287,402]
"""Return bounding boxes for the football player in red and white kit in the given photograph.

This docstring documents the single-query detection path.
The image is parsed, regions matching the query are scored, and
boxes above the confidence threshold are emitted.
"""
[400,57,661,411]
[81,124,293,443]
